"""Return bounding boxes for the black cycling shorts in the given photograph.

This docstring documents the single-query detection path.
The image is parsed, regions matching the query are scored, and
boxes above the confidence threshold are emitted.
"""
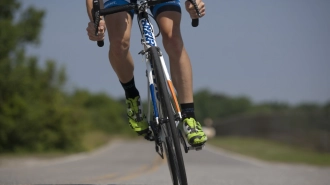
[103,0,181,18]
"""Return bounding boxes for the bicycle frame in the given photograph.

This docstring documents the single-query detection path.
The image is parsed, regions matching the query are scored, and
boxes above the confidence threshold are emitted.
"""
[135,3,182,128]
[134,3,204,152]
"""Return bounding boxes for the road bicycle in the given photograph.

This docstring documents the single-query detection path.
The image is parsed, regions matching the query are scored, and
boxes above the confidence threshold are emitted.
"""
[92,0,203,184]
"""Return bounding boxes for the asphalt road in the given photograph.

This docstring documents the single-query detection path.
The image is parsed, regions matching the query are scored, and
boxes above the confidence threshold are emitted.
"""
[0,140,329,185]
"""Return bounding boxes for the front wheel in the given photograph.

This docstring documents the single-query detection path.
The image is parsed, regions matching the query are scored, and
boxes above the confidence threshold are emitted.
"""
[164,137,179,185]
[150,46,188,185]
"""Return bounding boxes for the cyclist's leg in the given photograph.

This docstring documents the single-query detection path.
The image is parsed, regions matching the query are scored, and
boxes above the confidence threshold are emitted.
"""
[151,3,193,104]
[103,0,149,136]
[152,1,207,145]
[103,1,134,83]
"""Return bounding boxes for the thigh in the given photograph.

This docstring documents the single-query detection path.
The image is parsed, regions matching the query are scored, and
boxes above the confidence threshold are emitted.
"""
[151,0,182,37]
[103,0,134,43]
[150,0,181,19]
[103,0,135,18]
[156,14,182,40]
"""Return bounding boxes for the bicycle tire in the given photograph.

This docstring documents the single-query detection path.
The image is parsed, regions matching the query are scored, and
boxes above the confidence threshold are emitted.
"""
[165,137,179,185]
[150,46,188,185]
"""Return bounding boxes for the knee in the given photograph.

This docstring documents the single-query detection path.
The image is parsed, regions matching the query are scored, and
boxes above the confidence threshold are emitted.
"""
[109,38,130,58]
[162,34,184,57]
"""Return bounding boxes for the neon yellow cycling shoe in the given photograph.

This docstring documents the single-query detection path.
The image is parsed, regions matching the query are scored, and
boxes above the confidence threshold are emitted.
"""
[183,118,207,146]
[126,96,149,136]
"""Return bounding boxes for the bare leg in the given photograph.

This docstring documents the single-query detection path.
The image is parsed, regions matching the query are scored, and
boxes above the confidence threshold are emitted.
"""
[157,12,194,104]
[104,12,150,136]
[157,11,207,146]
[104,12,134,83]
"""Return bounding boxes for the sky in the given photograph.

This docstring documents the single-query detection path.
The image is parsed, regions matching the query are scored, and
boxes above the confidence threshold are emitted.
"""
[22,0,330,105]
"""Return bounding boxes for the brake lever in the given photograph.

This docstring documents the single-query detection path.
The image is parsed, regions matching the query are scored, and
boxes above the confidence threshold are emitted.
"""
[187,0,201,27]
[92,0,104,47]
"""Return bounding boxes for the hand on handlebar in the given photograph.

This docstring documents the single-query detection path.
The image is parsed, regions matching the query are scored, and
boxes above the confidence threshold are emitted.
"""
[185,0,205,19]
[86,18,106,42]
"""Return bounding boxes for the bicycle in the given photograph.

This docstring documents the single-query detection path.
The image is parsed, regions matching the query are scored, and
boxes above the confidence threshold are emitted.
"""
[92,0,204,184]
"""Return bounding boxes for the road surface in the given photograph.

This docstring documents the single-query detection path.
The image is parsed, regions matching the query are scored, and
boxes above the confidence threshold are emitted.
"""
[0,139,329,185]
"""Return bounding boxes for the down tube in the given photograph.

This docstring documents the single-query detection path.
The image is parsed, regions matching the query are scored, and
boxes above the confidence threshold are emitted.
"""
[146,59,159,124]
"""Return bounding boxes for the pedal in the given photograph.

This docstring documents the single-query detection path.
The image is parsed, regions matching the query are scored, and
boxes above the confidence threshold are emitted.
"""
[144,134,154,141]
[143,129,155,141]
[149,121,163,158]
[178,130,205,153]
[188,144,205,151]
[155,143,164,159]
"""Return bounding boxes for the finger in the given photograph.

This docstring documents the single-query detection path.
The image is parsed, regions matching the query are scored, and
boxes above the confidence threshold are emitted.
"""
[98,25,104,34]
[87,26,95,33]
[186,1,196,12]
[185,1,192,9]
[88,34,97,41]
[189,9,199,18]
[87,22,96,32]
[89,35,103,41]
[88,30,101,41]
[98,36,105,41]
[96,31,104,39]
[199,7,206,17]
[190,13,199,19]
[88,22,95,29]
[89,36,97,41]
[99,19,106,26]
[196,0,202,4]
[99,19,106,28]
[200,6,205,13]
[198,2,205,9]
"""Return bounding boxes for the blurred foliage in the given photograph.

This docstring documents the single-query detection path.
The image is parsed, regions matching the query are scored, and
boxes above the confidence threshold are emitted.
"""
[0,0,129,153]
[194,89,329,124]
[194,89,330,152]
[195,93,330,152]
[69,90,131,135]
[194,89,252,121]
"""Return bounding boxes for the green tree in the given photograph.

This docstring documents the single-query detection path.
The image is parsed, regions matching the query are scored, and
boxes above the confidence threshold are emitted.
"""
[194,89,252,122]
[70,90,130,135]
[0,0,44,61]
[0,0,129,153]
[0,0,85,153]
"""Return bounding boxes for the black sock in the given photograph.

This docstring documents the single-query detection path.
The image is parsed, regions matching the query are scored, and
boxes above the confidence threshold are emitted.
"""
[181,103,195,119]
[120,77,139,99]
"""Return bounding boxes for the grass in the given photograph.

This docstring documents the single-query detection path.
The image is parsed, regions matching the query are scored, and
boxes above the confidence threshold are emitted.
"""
[208,136,330,166]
